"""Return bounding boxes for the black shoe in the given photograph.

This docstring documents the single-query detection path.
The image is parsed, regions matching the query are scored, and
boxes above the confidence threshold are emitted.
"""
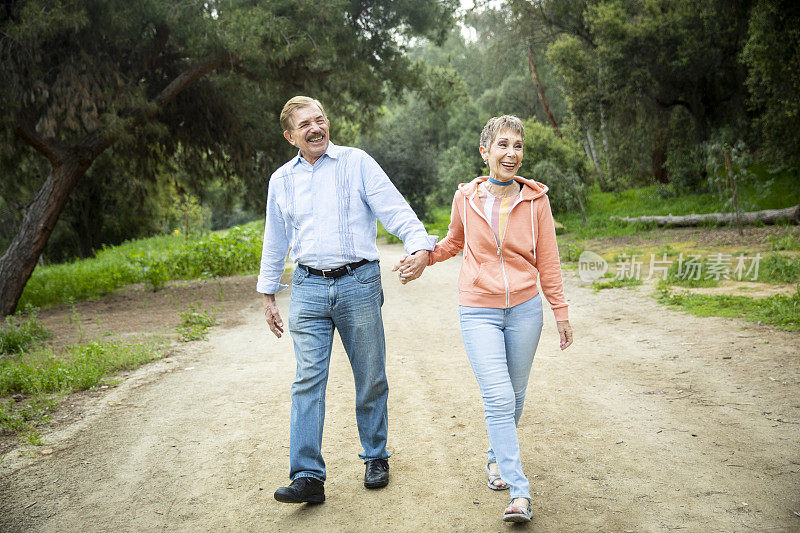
[274,477,325,504]
[364,458,389,489]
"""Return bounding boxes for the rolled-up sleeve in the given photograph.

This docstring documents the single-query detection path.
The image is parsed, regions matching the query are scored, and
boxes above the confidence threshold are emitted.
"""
[361,153,437,254]
[256,181,290,294]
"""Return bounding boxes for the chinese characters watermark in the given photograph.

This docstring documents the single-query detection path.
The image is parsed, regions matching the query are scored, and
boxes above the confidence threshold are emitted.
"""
[579,251,761,282]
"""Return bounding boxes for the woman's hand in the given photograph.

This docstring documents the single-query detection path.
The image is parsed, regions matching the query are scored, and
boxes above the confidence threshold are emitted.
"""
[557,320,573,350]
[391,250,429,284]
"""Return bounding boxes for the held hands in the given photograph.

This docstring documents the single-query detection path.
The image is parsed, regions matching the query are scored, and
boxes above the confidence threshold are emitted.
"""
[262,293,284,338]
[557,320,573,350]
[391,250,429,284]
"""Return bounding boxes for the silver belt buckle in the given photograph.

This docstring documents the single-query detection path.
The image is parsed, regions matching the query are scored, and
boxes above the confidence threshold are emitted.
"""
[321,268,332,279]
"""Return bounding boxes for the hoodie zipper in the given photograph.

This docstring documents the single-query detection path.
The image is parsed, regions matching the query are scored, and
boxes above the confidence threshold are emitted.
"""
[468,185,526,308]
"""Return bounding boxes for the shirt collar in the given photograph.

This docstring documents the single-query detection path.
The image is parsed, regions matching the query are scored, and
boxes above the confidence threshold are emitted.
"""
[291,141,340,166]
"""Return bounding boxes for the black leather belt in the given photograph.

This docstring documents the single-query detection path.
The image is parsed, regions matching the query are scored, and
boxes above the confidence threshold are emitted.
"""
[298,259,371,279]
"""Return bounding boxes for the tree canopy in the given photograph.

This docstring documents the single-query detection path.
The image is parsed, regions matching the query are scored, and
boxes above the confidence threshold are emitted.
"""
[0,0,456,314]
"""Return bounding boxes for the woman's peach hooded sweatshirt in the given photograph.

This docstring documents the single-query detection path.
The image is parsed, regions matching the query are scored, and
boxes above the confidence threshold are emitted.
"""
[429,176,569,321]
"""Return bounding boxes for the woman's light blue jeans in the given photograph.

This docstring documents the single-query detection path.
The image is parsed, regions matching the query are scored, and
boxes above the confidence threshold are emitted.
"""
[287,261,390,482]
[458,294,543,500]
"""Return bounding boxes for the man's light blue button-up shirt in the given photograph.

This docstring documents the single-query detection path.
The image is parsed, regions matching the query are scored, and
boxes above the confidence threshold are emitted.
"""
[256,142,437,294]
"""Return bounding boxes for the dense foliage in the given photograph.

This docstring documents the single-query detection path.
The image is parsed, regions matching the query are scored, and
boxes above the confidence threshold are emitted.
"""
[18,223,265,309]
[361,0,799,218]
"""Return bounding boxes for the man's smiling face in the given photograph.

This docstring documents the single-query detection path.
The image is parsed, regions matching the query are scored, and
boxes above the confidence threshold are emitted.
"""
[283,104,330,165]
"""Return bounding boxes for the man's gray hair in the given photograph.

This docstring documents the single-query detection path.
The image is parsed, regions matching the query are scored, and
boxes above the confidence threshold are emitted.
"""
[480,115,525,151]
[280,96,327,132]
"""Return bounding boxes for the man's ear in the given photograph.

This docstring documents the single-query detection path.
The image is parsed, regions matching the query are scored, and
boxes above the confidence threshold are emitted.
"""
[283,130,295,146]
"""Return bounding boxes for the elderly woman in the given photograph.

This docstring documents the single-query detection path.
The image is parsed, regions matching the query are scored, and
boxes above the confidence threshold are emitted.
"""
[396,115,573,522]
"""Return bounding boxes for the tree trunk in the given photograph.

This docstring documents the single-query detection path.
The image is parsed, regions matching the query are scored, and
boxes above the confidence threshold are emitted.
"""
[724,150,744,236]
[585,128,602,173]
[0,151,99,315]
[576,187,588,225]
[651,145,668,183]
[609,205,800,227]
[526,44,562,139]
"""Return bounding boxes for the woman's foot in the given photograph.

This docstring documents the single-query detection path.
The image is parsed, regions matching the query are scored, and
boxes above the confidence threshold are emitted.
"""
[503,497,532,523]
[486,462,509,490]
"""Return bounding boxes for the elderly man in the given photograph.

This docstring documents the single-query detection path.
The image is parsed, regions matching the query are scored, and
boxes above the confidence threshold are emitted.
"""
[258,96,433,504]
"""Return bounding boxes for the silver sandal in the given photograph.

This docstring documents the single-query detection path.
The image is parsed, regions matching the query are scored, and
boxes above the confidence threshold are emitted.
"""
[502,498,532,523]
[485,462,509,491]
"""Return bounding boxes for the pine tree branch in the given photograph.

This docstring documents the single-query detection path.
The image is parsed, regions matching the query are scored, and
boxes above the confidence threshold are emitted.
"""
[103,52,235,151]
[14,124,66,166]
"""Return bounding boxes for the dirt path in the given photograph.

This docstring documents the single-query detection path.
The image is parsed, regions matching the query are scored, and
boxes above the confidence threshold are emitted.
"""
[1,242,799,532]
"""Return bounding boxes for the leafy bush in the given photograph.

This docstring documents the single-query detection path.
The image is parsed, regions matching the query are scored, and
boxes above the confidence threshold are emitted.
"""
[20,233,185,308]
[177,304,218,342]
[559,241,585,262]
[518,120,592,215]
[767,227,800,251]
[18,222,263,309]
[757,254,800,284]
[0,308,51,354]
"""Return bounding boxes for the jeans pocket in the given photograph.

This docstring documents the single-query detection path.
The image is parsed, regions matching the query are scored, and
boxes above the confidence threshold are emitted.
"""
[352,262,380,284]
[293,268,308,285]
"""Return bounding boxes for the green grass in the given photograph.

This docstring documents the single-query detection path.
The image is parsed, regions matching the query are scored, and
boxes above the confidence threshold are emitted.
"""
[176,303,218,342]
[557,185,723,239]
[555,178,799,240]
[663,255,722,288]
[656,285,800,331]
[757,254,800,284]
[0,340,164,396]
[767,227,800,251]
[19,221,264,309]
[738,165,800,210]
[0,338,165,442]
[592,277,643,291]
[0,396,56,445]
[641,251,800,287]
[0,307,51,354]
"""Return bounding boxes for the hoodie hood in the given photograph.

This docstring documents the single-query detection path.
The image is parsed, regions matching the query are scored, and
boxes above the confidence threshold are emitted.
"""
[457,176,549,201]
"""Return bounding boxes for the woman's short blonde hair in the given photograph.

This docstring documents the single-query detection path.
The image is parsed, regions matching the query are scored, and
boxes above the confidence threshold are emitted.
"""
[480,115,525,151]
[279,96,327,132]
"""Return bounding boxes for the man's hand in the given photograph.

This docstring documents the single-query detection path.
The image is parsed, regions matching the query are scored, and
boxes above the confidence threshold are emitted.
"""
[263,293,284,338]
[557,320,573,350]
[391,250,428,284]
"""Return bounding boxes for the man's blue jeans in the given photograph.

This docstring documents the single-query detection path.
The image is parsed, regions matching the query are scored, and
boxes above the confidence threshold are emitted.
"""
[458,294,543,500]
[287,260,390,481]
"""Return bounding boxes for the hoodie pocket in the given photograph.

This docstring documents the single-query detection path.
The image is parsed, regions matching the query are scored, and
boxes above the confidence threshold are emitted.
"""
[469,260,507,294]
[504,255,539,292]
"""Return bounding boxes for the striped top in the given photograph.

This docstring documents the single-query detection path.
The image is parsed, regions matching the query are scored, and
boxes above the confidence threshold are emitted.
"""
[481,184,522,245]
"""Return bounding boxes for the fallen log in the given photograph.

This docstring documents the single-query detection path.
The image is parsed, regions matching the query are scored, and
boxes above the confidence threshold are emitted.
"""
[609,205,800,227]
